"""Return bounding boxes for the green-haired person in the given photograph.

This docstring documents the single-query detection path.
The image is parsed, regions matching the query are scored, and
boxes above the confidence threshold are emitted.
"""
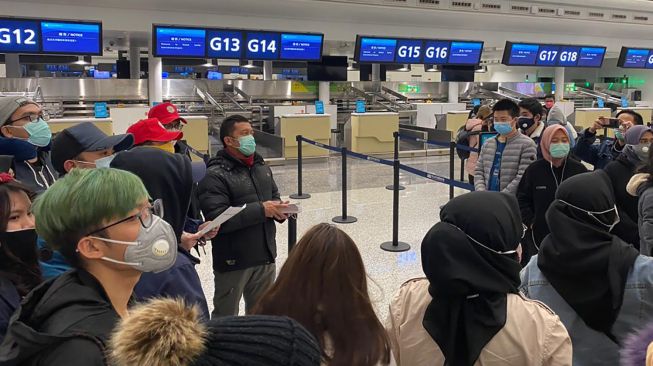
[0,168,177,366]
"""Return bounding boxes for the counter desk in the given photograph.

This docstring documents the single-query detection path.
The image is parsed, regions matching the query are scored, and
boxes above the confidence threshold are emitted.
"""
[347,112,398,154]
[279,114,331,158]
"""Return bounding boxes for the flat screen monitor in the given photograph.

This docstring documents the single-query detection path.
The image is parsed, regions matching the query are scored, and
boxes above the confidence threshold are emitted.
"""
[503,41,606,68]
[154,26,206,57]
[280,33,323,61]
[307,55,347,81]
[41,21,101,55]
[617,47,653,69]
[356,37,397,63]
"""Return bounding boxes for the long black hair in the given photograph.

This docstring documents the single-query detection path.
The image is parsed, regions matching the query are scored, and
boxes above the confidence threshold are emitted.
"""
[0,180,42,296]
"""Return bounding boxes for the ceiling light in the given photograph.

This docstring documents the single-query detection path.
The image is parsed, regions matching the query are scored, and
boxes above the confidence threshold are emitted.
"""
[242,60,256,69]
[73,56,91,65]
[398,64,411,72]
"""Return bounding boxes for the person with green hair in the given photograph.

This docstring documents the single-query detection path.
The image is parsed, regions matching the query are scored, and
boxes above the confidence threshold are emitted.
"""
[0,168,178,366]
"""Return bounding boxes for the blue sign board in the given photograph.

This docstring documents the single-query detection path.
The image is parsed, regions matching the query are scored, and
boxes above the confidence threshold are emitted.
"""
[280,33,323,61]
[0,19,40,53]
[358,37,397,62]
[94,102,108,118]
[621,96,629,109]
[154,27,205,57]
[245,32,279,60]
[356,100,366,113]
[41,21,101,54]
[154,25,323,61]
[315,100,324,114]
[472,98,481,107]
[0,17,102,55]
[207,71,222,80]
[355,36,484,65]
[597,98,605,108]
[93,70,110,79]
[503,42,606,68]
[207,30,243,59]
[618,47,653,69]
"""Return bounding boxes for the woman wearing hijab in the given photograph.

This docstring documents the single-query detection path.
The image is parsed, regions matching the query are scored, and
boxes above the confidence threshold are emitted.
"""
[604,125,653,247]
[521,171,653,365]
[517,124,587,266]
[386,191,571,366]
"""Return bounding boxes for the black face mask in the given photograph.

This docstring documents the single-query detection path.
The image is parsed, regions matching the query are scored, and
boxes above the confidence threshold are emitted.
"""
[0,228,39,265]
[518,117,536,132]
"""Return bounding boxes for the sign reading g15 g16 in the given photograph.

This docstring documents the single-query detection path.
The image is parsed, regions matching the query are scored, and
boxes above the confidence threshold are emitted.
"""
[354,35,484,65]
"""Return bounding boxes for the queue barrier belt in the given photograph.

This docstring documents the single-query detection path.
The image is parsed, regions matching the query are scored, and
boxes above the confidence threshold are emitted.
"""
[298,136,473,191]
[396,133,480,153]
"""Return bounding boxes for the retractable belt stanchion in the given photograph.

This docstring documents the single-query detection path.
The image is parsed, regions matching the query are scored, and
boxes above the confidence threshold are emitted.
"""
[290,135,311,200]
[332,147,357,224]
[449,141,455,200]
[288,215,297,252]
[460,157,465,182]
[381,159,411,252]
[386,131,405,191]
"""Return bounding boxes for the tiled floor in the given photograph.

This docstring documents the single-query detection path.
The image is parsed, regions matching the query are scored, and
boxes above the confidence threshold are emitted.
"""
[195,154,471,321]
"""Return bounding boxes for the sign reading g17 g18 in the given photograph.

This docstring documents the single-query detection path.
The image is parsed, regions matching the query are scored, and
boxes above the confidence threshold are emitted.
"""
[0,17,102,55]
[502,41,606,68]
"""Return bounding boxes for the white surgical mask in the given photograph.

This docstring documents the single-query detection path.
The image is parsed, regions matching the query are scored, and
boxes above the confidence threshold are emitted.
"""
[558,199,620,232]
[446,222,522,256]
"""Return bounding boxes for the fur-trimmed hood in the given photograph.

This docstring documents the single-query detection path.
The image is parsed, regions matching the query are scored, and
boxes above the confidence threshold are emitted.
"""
[109,298,206,366]
[621,322,653,366]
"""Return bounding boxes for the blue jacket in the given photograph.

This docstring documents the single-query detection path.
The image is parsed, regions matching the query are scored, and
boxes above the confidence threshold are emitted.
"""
[574,129,623,170]
[520,255,653,366]
[37,238,70,280]
[134,248,209,322]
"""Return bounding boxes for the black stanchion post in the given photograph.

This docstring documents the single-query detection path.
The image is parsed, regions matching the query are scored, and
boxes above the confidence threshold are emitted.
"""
[381,159,411,252]
[288,215,297,252]
[449,141,455,200]
[460,157,465,182]
[290,135,311,199]
[386,131,406,191]
[332,147,357,224]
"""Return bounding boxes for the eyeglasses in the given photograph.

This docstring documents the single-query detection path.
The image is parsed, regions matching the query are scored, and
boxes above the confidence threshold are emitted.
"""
[85,199,164,236]
[8,111,50,124]
[165,120,184,131]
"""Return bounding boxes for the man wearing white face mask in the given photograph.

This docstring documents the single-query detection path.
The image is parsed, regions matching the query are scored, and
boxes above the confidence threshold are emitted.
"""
[0,168,178,365]
[475,99,537,194]
[51,122,134,176]
[0,96,56,193]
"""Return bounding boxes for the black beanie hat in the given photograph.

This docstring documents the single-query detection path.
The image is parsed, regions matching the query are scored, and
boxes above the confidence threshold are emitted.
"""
[110,298,322,366]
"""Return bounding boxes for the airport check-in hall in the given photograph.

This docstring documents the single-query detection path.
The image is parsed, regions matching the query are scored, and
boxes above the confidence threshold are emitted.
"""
[0,1,652,365]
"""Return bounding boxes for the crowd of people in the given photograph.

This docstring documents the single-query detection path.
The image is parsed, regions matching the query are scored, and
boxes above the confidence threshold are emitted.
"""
[0,94,650,365]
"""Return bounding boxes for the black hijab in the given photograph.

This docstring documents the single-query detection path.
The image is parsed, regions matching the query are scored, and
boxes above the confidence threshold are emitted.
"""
[422,191,523,366]
[538,170,639,340]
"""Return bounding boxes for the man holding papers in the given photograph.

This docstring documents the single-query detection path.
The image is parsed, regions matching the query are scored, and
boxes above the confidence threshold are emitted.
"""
[198,115,288,318]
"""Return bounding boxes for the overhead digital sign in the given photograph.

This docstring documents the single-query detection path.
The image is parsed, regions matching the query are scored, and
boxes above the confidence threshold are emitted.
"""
[0,17,102,55]
[355,35,484,65]
[154,26,206,57]
[618,47,653,69]
[154,24,323,61]
[502,41,606,68]
[280,33,323,61]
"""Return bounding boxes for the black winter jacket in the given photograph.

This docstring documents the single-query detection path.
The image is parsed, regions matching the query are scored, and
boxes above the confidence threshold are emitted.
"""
[198,150,281,272]
[604,155,641,247]
[517,158,588,265]
[0,269,120,366]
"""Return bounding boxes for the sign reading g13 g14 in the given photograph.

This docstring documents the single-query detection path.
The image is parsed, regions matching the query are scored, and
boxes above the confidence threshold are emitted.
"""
[153,24,323,61]
[0,17,102,55]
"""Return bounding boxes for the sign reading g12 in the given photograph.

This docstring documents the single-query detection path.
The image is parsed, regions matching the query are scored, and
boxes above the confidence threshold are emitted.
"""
[0,19,40,53]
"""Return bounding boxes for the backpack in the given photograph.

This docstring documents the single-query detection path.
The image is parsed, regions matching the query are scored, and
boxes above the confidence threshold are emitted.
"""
[455,125,481,160]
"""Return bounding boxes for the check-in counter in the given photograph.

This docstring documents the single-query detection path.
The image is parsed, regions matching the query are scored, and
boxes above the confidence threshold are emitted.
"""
[279,114,331,158]
[47,114,210,161]
[441,110,470,141]
[415,103,466,129]
[575,108,612,131]
[48,117,113,135]
[349,112,398,154]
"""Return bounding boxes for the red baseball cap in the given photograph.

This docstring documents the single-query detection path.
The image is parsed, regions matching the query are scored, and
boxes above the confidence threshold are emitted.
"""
[127,118,183,146]
[148,102,187,125]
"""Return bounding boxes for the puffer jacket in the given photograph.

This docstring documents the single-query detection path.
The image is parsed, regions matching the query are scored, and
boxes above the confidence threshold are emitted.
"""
[198,150,281,273]
[474,132,537,194]
[627,173,653,256]
[464,118,484,177]
[386,278,572,366]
